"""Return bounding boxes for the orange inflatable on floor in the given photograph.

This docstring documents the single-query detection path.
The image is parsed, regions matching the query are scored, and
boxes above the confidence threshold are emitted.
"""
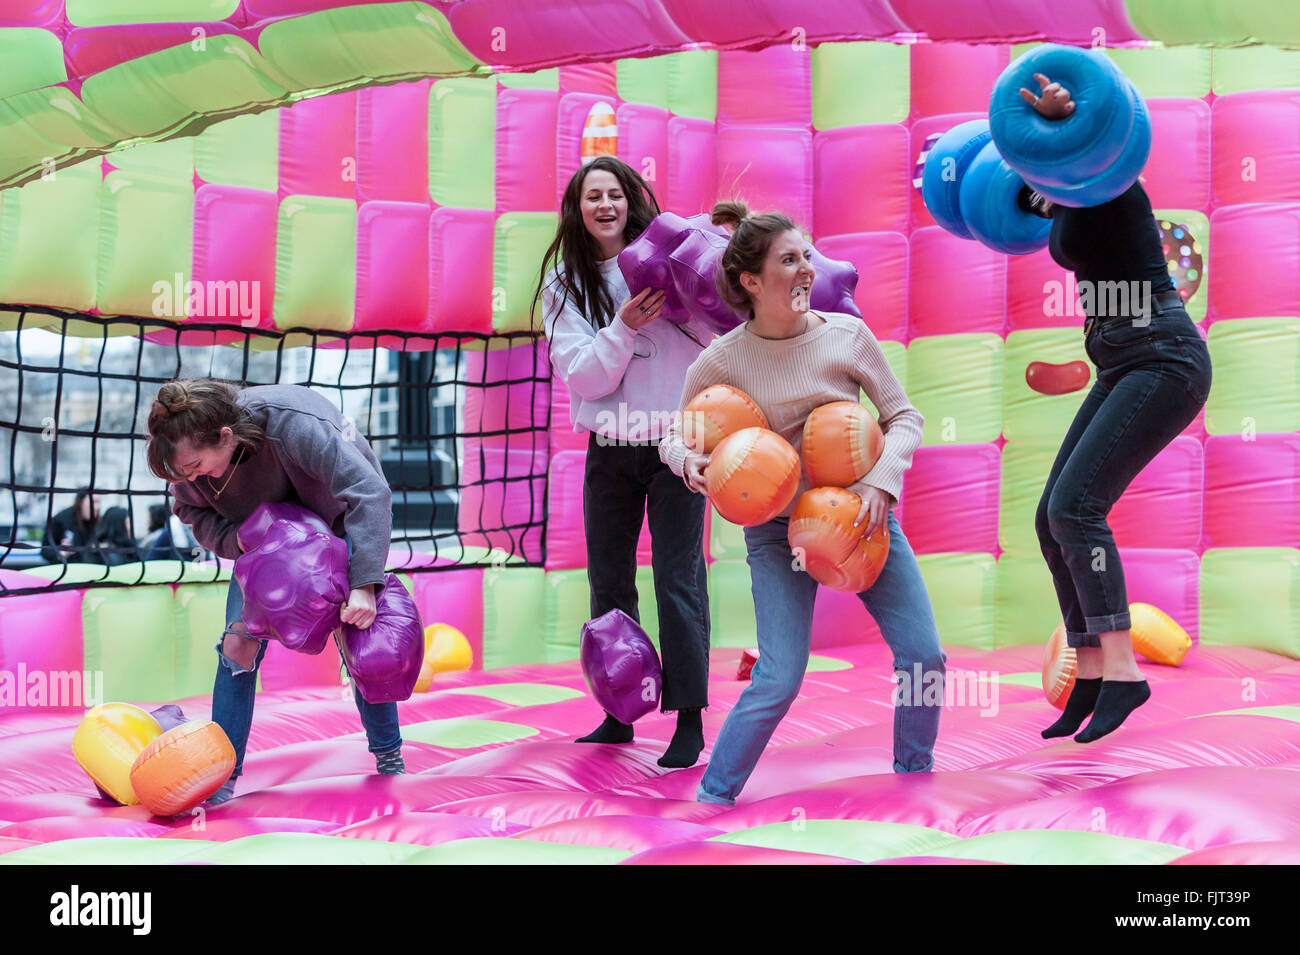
[1042,623,1078,710]
[682,384,768,454]
[129,721,236,817]
[1130,602,1193,666]
[787,487,890,592]
[801,401,884,487]
[706,427,800,526]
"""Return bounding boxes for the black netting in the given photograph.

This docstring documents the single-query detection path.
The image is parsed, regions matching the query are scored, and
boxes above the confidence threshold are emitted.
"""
[0,308,550,597]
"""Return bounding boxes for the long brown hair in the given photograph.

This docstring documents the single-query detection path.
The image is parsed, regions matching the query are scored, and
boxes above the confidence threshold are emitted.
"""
[146,379,266,482]
[532,156,662,332]
[711,200,801,320]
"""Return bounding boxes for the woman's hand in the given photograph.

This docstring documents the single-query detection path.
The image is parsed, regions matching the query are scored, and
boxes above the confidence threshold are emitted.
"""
[683,451,710,494]
[340,584,378,630]
[849,482,892,539]
[1019,73,1076,119]
[619,288,666,330]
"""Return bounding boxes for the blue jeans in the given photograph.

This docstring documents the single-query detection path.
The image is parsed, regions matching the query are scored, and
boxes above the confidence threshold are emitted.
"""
[698,512,946,804]
[212,556,402,782]
[1035,307,1212,648]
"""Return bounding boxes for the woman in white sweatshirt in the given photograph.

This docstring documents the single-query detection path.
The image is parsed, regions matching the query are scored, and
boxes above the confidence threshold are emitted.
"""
[532,156,713,767]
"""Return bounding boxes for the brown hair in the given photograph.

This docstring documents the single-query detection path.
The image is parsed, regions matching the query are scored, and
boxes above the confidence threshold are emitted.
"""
[146,379,266,482]
[711,200,802,319]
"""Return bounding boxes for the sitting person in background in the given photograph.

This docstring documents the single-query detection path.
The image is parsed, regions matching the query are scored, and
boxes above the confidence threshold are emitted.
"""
[141,502,193,561]
[94,505,140,565]
[41,488,101,564]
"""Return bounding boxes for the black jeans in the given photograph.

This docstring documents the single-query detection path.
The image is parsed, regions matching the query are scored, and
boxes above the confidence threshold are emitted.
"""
[583,432,710,712]
[1035,307,1212,648]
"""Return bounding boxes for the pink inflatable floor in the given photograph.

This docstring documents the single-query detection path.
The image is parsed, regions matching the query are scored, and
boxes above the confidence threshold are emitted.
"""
[2,645,1299,864]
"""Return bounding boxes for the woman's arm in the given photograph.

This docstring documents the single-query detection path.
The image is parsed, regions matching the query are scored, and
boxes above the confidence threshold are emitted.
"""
[543,275,661,401]
[849,324,924,511]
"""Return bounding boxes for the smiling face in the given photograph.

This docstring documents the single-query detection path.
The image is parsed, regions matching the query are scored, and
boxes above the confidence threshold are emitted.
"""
[742,228,816,319]
[171,428,238,482]
[579,168,629,259]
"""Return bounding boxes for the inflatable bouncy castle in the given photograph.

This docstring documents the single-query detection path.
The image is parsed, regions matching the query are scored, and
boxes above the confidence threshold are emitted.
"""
[0,1,1298,866]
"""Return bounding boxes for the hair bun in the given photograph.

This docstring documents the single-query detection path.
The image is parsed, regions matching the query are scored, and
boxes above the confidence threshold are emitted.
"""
[156,381,192,416]
[710,199,753,229]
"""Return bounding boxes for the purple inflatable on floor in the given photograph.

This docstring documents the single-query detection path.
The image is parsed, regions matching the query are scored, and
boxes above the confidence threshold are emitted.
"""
[580,609,662,725]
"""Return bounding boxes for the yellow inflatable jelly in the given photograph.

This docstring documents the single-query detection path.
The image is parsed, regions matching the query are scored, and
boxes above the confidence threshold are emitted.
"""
[72,703,164,805]
[423,623,473,674]
[130,721,236,817]
[414,660,436,694]
[1130,602,1193,666]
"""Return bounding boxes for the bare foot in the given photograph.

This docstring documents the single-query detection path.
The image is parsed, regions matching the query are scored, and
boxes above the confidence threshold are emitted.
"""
[222,624,260,672]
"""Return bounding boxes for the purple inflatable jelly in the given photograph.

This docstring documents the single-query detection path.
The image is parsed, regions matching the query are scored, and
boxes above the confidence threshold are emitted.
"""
[580,609,662,725]
[149,705,188,732]
[234,520,349,654]
[338,573,424,704]
[618,211,862,334]
[236,500,333,553]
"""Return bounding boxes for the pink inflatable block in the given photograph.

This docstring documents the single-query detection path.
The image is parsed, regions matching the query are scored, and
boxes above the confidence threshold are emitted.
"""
[496,87,558,213]
[66,23,243,77]
[0,816,172,842]
[902,444,1000,554]
[1212,92,1300,205]
[910,44,1008,119]
[0,730,94,798]
[814,126,909,237]
[428,207,494,334]
[556,93,618,207]
[410,567,485,669]
[716,125,813,230]
[1143,98,1210,211]
[718,46,810,126]
[462,341,550,449]
[811,587,881,649]
[545,450,586,571]
[161,817,341,841]
[909,112,984,231]
[559,62,618,97]
[435,790,724,827]
[1109,436,1203,550]
[357,80,432,203]
[0,587,84,711]
[1205,433,1300,547]
[1208,205,1300,320]
[616,103,668,195]
[355,201,431,334]
[278,92,358,199]
[549,375,586,452]
[909,227,1006,337]
[1115,549,1200,644]
[0,2,62,28]
[257,637,345,692]
[426,738,668,792]
[458,443,547,562]
[192,184,277,329]
[623,841,861,865]
[666,116,717,216]
[1167,839,1300,865]
[817,232,907,341]
[1006,246,1081,329]
[888,0,1142,45]
[518,815,725,851]
[333,810,526,844]
[0,837,39,856]
[659,0,906,45]
[873,856,1005,864]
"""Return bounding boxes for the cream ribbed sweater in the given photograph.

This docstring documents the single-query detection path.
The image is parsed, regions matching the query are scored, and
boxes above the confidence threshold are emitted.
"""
[659,312,924,514]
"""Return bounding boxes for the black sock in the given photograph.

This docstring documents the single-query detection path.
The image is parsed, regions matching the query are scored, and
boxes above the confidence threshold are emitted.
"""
[576,712,633,744]
[1042,677,1102,739]
[657,708,704,768]
[1075,680,1150,743]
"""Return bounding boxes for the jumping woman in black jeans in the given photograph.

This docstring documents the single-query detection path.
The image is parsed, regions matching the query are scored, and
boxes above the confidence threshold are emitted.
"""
[1020,75,1213,742]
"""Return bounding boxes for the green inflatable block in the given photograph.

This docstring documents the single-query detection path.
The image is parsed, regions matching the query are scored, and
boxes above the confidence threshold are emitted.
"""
[617,56,669,109]
[1001,329,1092,446]
[174,582,229,699]
[98,170,195,317]
[399,717,540,748]
[1199,548,1300,658]
[80,36,287,140]
[195,112,278,192]
[402,837,629,865]
[82,585,179,704]
[710,510,747,561]
[499,69,559,91]
[439,682,584,706]
[428,78,496,208]
[186,832,425,865]
[667,51,719,121]
[0,160,101,310]
[0,89,117,191]
[0,28,67,100]
[708,559,756,649]
[482,566,546,668]
[1105,47,1212,99]
[806,654,852,672]
[999,442,1058,557]
[635,564,661,650]
[811,42,910,128]
[543,568,589,663]
[942,828,1188,865]
[861,339,909,418]
[713,819,958,863]
[21,564,117,585]
[916,553,996,651]
[907,334,1004,446]
[1205,317,1300,436]
[997,672,1044,689]
[1153,209,1208,324]
[1204,704,1300,722]
[106,137,194,180]
[0,837,214,865]
[493,212,559,333]
[994,555,1063,648]
[66,0,239,28]
[1123,1,1259,47]
[258,3,485,92]
[1212,46,1300,95]
[274,195,357,332]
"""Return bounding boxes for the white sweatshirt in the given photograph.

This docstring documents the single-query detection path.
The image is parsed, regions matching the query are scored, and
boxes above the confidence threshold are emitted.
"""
[542,256,716,442]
